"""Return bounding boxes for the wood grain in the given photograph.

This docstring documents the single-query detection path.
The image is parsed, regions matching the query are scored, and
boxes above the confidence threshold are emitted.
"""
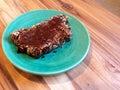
[0,0,120,90]
[94,0,120,17]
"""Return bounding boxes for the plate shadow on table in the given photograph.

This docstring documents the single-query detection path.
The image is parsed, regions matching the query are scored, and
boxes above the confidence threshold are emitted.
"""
[66,46,92,80]
[15,46,92,84]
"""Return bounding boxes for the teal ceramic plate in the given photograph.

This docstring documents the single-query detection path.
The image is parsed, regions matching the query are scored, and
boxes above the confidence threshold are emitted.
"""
[2,10,90,75]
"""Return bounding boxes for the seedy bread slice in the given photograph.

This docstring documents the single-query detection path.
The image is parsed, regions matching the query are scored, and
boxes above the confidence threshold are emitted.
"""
[10,14,71,58]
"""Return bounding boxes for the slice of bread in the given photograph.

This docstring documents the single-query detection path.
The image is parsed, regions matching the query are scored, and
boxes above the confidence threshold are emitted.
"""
[10,14,71,58]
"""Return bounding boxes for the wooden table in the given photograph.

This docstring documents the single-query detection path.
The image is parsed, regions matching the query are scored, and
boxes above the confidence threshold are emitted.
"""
[94,0,120,17]
[0,0,120,90]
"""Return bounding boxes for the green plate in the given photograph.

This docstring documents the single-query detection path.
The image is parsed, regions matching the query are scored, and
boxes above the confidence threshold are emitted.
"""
[2,10,90,75]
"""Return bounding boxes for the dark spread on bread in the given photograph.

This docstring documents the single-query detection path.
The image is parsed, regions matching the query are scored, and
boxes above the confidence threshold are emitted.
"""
[10,14,71,58]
